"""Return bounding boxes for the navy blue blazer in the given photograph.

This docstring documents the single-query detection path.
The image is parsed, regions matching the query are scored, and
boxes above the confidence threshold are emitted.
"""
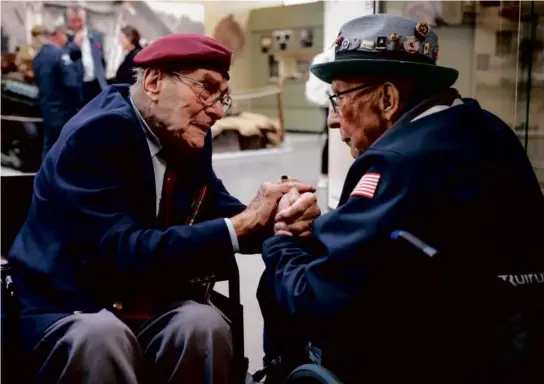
[9,85,248,354]
[261,99,544,380]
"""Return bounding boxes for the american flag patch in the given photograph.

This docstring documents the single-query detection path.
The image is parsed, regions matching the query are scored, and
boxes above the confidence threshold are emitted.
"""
[351,172,381,198]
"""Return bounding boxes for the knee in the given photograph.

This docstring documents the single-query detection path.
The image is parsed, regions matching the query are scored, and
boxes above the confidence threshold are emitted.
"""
[66,310,138,353]
[181,303,231,340]
[166,302,232,350]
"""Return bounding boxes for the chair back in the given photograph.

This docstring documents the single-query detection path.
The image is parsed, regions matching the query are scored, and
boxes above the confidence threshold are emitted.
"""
[1,173,35,255]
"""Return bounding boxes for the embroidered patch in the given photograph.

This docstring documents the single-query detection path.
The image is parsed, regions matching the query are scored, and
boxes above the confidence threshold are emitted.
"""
[351,173,381,199]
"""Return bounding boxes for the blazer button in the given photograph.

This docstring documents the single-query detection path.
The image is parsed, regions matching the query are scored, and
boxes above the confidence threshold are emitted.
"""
[113,301,123,311]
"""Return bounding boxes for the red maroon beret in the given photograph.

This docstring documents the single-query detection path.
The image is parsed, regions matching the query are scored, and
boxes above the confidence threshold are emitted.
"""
[134,33,232,78]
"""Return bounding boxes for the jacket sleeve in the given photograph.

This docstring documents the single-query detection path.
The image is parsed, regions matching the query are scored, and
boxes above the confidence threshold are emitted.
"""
[54,116,236,285]
[206,172,270,254]
[262,153,421,318]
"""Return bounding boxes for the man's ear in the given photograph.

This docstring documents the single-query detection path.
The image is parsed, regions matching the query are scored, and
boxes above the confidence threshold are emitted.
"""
[142,68,163,102]
[379,82,401,122]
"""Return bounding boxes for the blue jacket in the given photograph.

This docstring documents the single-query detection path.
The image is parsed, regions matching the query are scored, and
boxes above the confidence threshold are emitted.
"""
[32,43,83,129]
[9,85,248,354]
[262,98,544,381]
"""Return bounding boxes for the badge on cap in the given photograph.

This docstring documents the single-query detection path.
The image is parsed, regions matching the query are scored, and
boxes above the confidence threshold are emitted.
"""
[341,38,350,50]
[350,37,361,50]
[351,172,381,199]
[376,36,387,50]
[433,46,439,61]
[361,40,375,50]
[403,37,420,54]
[335,35,344,49]
[423,42,431,55]
[415,21,431,40]
[388,33,401,51]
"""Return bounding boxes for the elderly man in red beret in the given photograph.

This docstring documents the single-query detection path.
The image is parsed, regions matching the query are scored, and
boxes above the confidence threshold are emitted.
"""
[7,34,320,383]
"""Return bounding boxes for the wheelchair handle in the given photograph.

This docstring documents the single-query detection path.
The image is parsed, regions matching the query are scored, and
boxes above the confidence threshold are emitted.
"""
[390,230,438,258]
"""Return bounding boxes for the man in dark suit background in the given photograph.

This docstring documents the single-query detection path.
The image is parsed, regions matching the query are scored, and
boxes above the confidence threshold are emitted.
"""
[32,25,83,159]
[65,5,108,104]
[8,33,319,383]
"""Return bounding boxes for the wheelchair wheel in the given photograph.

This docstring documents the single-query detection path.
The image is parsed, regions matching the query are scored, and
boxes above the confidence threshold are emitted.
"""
[284,364,342,384]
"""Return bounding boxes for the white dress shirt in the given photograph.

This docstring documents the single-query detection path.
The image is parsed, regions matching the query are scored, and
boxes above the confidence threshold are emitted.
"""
[80,28,95,82]
[129,98,240,252]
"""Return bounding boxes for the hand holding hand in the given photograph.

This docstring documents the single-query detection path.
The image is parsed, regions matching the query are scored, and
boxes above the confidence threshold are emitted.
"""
[232,181,315,237]
[275,187,300,236]
[274,191,321,237]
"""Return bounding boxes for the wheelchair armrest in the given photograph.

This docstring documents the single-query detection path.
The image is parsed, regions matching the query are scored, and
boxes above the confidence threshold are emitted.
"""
[285,364,343,384]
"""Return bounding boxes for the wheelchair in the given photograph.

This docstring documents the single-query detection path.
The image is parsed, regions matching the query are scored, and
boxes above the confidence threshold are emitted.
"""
[3,173,543,383]
[0,173,250,383]
[258,231,544,384]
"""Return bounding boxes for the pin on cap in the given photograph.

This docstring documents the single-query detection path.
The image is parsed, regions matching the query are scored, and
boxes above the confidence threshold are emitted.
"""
[281,175,289,181]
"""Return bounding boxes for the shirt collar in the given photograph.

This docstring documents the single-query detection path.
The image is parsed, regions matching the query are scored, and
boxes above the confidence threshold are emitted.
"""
[410,98,464,122]
[129,97,162,157]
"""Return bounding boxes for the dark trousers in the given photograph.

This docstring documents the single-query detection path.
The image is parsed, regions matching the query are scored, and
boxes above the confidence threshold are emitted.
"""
[321,108,329,175]
[82,80,103,105]
[29,301,233,384]
[257,274,308,373]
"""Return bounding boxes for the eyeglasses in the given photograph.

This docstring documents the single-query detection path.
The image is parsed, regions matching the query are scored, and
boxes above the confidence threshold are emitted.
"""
[328,84,376,113]
[172,72,232,113]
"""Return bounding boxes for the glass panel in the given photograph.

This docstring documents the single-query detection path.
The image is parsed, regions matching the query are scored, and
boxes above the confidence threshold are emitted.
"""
[379,0,544,191]
[517,2,544,191]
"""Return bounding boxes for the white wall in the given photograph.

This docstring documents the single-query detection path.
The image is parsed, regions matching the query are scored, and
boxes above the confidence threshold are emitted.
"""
[325,0,375,209]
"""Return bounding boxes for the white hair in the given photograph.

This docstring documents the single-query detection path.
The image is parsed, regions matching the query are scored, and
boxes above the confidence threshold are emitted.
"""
[133,67,144,86]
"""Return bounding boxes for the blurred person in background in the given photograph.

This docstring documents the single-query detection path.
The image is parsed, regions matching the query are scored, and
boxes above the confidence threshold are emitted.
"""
[33,25,83,159]
[114,25,142,85]
[13,25,47,82]
[65,5,108,104]
[305,48,334,188]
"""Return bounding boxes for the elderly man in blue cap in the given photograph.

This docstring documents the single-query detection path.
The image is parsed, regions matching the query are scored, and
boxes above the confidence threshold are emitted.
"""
[256,14,544,383]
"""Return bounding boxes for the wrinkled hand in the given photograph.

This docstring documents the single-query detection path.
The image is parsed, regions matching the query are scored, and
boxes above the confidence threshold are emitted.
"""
[232,181,315,237]
[274,187,300,236]
[274,189,321,237]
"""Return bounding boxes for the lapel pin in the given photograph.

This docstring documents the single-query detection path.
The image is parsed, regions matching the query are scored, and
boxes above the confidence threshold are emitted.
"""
[423,42,431,55]
[403,36,420,54]
[361,40,375,50]
[350,37,361,50]
[376,36,387,50]
[415,21,431,40]
[388,33,400,50]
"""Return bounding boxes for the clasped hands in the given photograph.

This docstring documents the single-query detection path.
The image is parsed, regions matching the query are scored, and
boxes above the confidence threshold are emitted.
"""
[231,177,321,238]
[274,181,319,237]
